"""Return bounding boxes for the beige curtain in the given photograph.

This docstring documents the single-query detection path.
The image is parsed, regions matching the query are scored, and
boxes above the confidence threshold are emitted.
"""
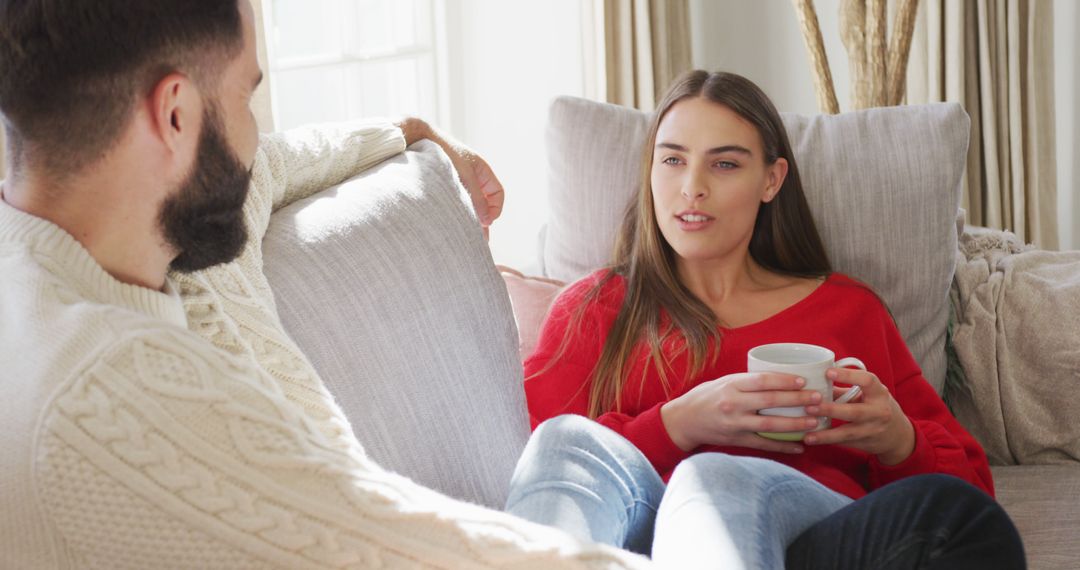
[908,0,1057,248]
[251,0,275,133]
[602,0,692,111]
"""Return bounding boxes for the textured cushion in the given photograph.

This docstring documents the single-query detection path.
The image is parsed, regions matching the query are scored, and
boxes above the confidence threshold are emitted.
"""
[498,267,565,359]
[543,96,968,393]
[262,140,529,509]
[992,465,1080,568]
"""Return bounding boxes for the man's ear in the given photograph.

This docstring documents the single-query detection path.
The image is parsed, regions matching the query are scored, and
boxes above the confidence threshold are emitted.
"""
[763,157,789,203]
[147,73,201,154]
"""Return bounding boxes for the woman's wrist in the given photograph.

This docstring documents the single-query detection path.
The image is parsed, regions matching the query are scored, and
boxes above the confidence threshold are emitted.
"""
[661,400,696,452]
[877,418,916,465]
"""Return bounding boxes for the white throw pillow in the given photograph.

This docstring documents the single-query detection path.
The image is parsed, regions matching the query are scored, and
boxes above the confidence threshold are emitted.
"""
[542,96,968,394]
[263,140,529,509]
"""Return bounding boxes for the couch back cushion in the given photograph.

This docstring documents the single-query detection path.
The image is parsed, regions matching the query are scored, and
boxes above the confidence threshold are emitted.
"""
[543,97,968,393]
[263,140,529,509]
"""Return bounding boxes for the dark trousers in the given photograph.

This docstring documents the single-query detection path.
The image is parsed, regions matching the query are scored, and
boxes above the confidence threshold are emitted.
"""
[786,474,1026,570]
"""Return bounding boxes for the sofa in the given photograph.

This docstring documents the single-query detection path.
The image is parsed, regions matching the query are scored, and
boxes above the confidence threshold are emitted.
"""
[260,99,1080,568]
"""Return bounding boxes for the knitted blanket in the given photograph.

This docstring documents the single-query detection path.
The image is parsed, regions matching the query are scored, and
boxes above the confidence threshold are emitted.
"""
[949,228,1080,465]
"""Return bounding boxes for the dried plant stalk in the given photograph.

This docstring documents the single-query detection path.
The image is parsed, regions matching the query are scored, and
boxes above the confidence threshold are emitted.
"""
[886,0,920,105]
[840,0,869,109]
[792,0,840,114]
[867,0,888,107]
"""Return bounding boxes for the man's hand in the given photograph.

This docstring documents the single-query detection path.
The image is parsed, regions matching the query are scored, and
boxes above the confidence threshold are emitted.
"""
[396,117,505,232]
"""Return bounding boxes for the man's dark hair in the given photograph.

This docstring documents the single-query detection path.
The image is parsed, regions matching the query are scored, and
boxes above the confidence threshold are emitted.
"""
[0,0,243,177]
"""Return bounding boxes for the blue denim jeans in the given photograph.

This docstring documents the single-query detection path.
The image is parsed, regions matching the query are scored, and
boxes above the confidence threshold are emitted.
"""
[506,415,1025,570]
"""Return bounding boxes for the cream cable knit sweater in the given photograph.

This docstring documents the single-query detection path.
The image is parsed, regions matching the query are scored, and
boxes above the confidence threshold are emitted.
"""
[0,123,649,569]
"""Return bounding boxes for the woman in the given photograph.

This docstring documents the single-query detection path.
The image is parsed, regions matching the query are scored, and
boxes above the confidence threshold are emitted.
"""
[505,70,1024,569]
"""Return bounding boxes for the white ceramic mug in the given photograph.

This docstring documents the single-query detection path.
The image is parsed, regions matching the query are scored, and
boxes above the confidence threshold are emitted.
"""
[747,343,865,441]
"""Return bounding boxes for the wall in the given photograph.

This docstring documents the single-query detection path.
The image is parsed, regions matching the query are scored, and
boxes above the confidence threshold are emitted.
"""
[689,0,1077,249]
[442,0,592,269]
[689,0,849,114]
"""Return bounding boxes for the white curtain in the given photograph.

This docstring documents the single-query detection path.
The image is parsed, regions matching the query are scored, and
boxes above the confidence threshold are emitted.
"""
[602,0,692,111]
[907,0,1057,248]
[1,126,6,179]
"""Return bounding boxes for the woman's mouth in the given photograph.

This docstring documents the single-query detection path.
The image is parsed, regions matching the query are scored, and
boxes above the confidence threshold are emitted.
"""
[675,211,715,231]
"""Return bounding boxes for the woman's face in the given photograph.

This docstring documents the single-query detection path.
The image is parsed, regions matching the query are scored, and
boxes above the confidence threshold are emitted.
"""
[650,96,787,267]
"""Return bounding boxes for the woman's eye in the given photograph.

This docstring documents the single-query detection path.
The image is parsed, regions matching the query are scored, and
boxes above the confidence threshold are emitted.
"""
[662,156,682,165]
[715,160,737,169]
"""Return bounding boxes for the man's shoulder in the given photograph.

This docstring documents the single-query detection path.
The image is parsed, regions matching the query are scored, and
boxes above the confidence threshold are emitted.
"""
[3,275,190,392]
[28,321,233,428]
[43,323,308,474]
[32,325,360,569]
[80,325,257,397]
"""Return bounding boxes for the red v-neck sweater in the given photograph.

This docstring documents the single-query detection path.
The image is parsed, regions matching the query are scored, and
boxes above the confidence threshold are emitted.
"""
[523,270,994,500]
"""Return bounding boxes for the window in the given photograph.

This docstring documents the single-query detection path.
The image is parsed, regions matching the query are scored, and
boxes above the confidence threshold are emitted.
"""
[267,0,442,130]
[265,0,595,270]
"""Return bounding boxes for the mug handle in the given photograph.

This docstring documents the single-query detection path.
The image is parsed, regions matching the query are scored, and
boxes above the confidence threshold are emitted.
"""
[833,357,866,404]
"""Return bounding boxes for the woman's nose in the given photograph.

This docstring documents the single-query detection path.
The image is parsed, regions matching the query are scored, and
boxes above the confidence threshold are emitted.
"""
[681,178,708,200]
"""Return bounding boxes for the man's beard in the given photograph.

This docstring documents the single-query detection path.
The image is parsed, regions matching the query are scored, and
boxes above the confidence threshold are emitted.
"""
[159,107,253,274]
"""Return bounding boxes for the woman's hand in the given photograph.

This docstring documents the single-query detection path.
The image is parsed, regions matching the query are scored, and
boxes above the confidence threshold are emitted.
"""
[803,367,916,465]
[660,372,821,454]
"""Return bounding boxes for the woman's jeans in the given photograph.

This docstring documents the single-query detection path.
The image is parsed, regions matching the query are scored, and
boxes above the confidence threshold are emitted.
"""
[505,415,1025,570]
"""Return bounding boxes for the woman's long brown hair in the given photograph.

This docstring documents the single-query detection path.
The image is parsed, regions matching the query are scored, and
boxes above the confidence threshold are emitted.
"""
[539,71,834,418]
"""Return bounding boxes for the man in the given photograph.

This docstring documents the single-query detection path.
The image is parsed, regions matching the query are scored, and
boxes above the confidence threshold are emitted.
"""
[0,1,647,567]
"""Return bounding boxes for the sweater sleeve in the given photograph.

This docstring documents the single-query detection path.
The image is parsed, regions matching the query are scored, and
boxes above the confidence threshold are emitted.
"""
[236,122,407,249]
[865,304,995,497]
[260,121,407,213]
[524,277,691,477]
[39,328,650,569]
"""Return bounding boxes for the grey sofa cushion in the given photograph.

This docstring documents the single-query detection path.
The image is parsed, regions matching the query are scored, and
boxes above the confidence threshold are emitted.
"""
[543,96,968,393]
[992,465,1080,569]
[262,140,529,509]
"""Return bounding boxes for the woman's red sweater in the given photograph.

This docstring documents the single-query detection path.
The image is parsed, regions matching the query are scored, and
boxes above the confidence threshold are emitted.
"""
[524,270,994,499]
